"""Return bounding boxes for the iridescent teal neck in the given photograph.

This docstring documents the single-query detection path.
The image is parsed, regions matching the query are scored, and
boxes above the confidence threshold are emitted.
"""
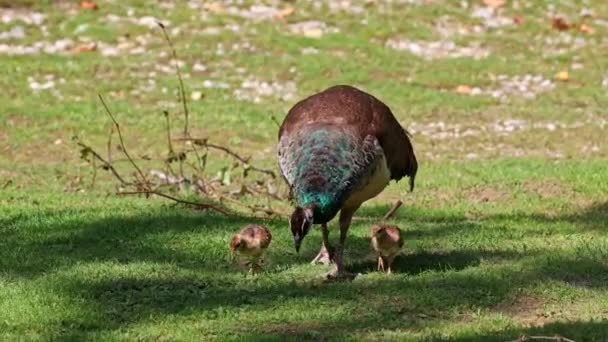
[297,193,340,224]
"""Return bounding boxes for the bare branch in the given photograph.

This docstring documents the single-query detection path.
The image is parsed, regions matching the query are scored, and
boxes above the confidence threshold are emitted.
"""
[76,139,129,186]
[2,179,13,189]
[176,137,276,178]
[98,94,149,189]
[117,190,232,215]
[214,192,289,218]
[163,110,174,154]
[106,124,114,163]
[383,200,403,220]
[243,183,285,201]
[157,22,190,137]
[270,114,281,128]
[89,157,97,189]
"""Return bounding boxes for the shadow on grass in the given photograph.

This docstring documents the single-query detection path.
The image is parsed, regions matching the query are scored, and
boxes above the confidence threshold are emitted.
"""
[5,200,608,339]
[349,249,528,275]
[453,319,608,342]
[558,200,608,231]
[238,317,608,341]
[0,208,265,278]
[66,260,526,335]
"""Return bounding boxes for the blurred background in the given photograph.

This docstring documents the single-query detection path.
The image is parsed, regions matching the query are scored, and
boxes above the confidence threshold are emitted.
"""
[2,0,606,189]
[1,1,608,340]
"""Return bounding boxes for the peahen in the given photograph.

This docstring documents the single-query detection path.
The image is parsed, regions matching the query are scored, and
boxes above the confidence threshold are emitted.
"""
[277,85,417,278]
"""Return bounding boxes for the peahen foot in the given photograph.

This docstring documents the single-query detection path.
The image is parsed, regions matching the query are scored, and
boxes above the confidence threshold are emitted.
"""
[323,263,355,281]
[310,245,333,265]
[323,269,355,282]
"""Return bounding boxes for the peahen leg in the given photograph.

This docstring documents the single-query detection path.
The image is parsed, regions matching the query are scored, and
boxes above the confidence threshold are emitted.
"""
[311,223,333,265]
[327,206,358,279]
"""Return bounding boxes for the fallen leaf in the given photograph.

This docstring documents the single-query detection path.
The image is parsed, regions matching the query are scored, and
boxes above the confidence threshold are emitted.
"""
[73,42,97,53]
[455,85,472,94]
[555,71,569,81]
[204,2,225,13]
[80,1,98,10]
[513,15,525,25]
[273,7,294,20]
[551,17,571,31]
[483,0,504,8]
[579,23,595,34]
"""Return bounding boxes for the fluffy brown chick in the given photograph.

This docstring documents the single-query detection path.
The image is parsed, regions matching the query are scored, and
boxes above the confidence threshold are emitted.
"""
[370,223,403,274]
[230,224,272,274]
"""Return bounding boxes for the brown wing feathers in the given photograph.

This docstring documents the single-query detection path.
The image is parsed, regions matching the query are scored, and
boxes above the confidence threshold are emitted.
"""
[279,85,417,190]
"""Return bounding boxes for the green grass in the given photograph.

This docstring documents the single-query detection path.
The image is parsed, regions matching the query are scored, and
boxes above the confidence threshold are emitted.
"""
[1,0,608,340]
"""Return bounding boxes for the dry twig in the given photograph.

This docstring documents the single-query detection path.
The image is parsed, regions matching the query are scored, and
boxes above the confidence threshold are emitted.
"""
[215,192,289,218]
[106,124,114,164]
[176,137,276,178]
[383,200,403,220]
[78,24,286,220]
[118,190,232,215]
[98,94,150,189]
[75,139,129,186]
[157,22,190,137]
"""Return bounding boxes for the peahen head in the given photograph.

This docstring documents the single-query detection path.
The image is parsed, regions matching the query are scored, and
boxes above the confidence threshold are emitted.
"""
[290,206,314,253]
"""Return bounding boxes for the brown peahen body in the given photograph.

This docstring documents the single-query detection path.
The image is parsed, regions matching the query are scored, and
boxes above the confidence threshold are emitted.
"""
[277,85,417,278]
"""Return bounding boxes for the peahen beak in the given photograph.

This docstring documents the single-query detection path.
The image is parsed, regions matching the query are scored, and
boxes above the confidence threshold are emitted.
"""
[294,234,302,254]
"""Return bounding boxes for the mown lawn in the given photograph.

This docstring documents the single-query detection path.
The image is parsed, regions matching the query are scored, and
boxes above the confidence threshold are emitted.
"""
[1,0,607,340]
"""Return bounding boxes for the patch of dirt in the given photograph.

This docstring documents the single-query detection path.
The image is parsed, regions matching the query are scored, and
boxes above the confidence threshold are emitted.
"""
[522,179,571,199]
[0,8,44,25]
[386,38,490,60]
[495,295,558,327]
[233,77,297,103]
[288,20,339,38]
[464,184,510,203]
[462,74,556,102]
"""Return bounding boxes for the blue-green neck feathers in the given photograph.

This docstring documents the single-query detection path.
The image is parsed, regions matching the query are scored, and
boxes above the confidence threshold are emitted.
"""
[280,126,366,223]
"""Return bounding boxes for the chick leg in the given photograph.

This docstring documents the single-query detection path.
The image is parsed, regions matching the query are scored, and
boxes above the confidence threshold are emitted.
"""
[377,256,385,272]
[311,223,333,265]
[386,255,393,275]
[248,257,261,275]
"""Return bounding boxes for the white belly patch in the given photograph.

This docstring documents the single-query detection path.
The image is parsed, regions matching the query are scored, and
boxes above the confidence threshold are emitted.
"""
[343,153,391,208]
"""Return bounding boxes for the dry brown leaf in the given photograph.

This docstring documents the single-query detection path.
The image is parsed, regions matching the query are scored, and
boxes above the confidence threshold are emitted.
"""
[554,71,569,81]
[551,17,571,31]
[73,42,97,53]
[204,2,225,13]
[483,0,505,8]
[455,85,472,94]
[273,7,295,20]
[80,1,98,10]
[513,15,525,25]
[579,23,595,34]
